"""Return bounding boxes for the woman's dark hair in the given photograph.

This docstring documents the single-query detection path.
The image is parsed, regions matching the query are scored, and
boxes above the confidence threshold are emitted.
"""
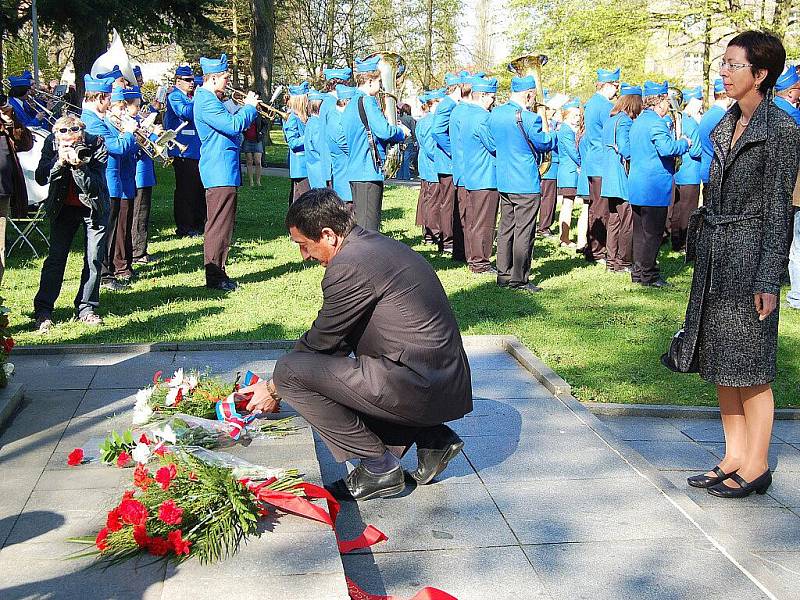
[286,188,355,239]
[308,99,322,116]
[610,94,643,119]
[728,30,786,91]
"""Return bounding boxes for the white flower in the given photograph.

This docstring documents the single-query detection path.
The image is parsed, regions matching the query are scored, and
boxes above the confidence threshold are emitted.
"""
[3,362,13,377]
[165,386,182,407]
[170,368,184,385]
[187,374,198,390]
[136,386,154,402]
[132,404,153,425]
[152,423,177,445]
[131,442,151,464]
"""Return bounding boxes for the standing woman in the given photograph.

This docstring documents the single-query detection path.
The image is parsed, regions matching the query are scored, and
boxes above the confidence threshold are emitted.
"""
[304,90,327,189]
[283,83,311,203]
[326,84,355,204]
[242,111,266,187]
[670,86,704,251]
[679,31,800,498]
[601,83,643,273]
[557,99,581,247]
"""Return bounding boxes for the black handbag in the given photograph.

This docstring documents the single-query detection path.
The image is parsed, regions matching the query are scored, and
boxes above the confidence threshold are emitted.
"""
[660,328,699,374]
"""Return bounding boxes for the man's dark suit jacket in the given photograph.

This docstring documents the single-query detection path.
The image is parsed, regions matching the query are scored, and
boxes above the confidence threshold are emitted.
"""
[295,225,472,426]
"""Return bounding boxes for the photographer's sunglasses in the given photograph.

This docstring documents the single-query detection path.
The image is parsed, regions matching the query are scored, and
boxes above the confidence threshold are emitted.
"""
[57,126,84,134]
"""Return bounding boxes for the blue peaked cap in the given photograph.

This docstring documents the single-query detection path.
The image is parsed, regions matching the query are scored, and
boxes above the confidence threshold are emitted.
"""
[418,92,430,104]
[713,78,725,94]
[643,80,669,96]
[8,74,32,88]
[597,68,621,83]
[97,65,123,80]
[335,84,356,100]
[620,82,642,96]
[288,82,310,96]
[511,75,536,92]
[562,97,581,110]
[110,85,127,102]
[193,75,203,86]
[471,76,498,93]
[133,65,142,78]
[775,65,800,91]
[175,64,193,77]
[354,56,381,73]
[682,85,703,101]
[84,74,114,93]
[428,88,446,100]
[444,72,461,86]
[324,67,352,81]
[200,54,228,75]
[307,89,324,101]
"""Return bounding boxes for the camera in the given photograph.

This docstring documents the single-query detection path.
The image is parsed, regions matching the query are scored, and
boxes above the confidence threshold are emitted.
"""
[72,143,92,161]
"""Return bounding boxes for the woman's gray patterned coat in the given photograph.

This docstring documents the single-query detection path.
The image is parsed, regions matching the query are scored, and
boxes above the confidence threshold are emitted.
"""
[680,97,800,387]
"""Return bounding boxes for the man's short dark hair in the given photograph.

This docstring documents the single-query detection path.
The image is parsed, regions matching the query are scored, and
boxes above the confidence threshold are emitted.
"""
[728,30,786,91]
[285,189,355,240]
[8,86,29,98]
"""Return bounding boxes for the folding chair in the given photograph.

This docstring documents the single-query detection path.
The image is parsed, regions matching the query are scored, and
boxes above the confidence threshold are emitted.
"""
[7,201,49,258]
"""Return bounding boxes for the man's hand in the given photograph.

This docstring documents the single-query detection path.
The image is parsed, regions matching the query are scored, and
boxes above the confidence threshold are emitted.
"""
[754,292,777,321]
[121,117,138,134]
[243,91,260,108]
[241,378,281,414]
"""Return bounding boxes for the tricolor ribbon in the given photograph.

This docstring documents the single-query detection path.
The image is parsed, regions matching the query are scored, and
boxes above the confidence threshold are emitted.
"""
[216,392,258,440]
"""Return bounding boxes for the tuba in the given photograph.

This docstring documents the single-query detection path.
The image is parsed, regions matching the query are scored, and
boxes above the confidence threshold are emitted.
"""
[667,86,684,171]
[364,51,406,179]
[508,54,552,178]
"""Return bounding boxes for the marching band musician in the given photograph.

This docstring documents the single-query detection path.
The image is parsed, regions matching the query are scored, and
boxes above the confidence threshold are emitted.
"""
[320,68,353,187]
[448,71,477,262]
[413,92,432,236]
[773,65,800,125]
[489,75,555,292]
[431,72,464,255]
[415,89,445,246]
[342,55,409,232]
[283,82,311,204]
[130,86,157,265]
[460,76,499,276]
[304,89,328,189]
[102,85,141,287]
[582,67,621,264]
[193,53,258,292]
[538,100,560,238]
[7,71,49,129]
[600,83,642,274]
[326,84,355,203]
[557,99,582,248]
[627,80,690,288]
[96,66,128,89]
[164,65,205,238]
[670,86,703,252]
[699,78,732,188]
[80,75,137,293]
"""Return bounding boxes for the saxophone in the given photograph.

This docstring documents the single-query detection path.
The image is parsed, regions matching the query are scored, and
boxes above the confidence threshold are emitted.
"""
[508,54,552,178]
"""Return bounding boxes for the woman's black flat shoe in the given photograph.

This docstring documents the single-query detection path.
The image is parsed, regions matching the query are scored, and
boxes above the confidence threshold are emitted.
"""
[687,466,735,488]
[707,470,772,498]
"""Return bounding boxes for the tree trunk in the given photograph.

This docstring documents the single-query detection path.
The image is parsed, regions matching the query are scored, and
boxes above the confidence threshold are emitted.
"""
[322,0,335,72]
[772,0,792,39]
[0,30,4,84]
[423,0,433,89]
[71,20,108,98]
[702,15,711,107]
[251,0,275,148]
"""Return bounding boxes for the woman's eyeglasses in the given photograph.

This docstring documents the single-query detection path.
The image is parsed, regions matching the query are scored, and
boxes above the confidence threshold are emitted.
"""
[57,126,84,134]
[719,60,753,72]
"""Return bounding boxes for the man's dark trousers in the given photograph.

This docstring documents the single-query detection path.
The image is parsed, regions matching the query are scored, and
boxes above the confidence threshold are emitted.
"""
[350,181,384,231]
[496,192,540,288]
[132,186,152,260]
[631,204,668,285]
[34,205,107,319]
[173,157,206,235]
[585,176,609,261]
[204,186,238,286]
[437,174,456,252]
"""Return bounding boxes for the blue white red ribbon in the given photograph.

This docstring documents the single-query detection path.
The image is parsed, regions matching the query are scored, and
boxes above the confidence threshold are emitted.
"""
[215,371,260,440]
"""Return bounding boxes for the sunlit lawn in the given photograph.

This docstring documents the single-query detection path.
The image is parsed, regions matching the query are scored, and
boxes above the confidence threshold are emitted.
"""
[4,166,799,408]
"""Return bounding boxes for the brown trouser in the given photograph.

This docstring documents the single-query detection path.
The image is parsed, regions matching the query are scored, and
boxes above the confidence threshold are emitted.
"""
[289,177,311,204]
[606,197,633,271]
[415,180,427,227]
[538,179,558,234]
[204,186,238,287]
[132,186,152,260]
[466,188,500,273]
[0,195,8,287]
[453,185,468,262]
[585,176,609,261]
[173,157,206,236]
[424,181,441,242]
[670,184,700,251]
[437,174,456,252]
[103,197,134,280]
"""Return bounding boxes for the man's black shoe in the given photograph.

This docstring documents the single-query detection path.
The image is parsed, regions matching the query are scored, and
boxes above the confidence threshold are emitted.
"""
[327,463,405,501]
[412,427,465,485]
[511,283,542,293]
[644,279,671,289]
[207,280,238,292]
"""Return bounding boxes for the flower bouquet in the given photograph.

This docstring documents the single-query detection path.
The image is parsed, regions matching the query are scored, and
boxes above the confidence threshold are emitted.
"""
[133,368,234,425]
[0,300,14,389]
[68,450,303,564]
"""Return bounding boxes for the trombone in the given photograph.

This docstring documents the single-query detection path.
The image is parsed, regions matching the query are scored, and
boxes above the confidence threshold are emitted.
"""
[107,112,188,167]
[225,85,288,120]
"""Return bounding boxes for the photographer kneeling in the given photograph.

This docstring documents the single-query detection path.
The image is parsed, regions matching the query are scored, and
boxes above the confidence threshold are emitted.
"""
[33,115,109,332]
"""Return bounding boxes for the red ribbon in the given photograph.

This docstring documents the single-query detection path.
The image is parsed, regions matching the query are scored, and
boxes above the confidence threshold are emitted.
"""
[346,579,458,600]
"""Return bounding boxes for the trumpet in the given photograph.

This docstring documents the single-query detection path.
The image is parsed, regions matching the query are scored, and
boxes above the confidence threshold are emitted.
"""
[225,85,288,120]
[107,112,188,167]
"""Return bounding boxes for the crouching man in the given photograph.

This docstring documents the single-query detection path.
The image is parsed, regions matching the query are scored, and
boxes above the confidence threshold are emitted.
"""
[243,189,472,500]
[33,115,109,331]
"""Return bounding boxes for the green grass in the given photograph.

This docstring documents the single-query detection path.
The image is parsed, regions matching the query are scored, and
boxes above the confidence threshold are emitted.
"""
[4,168,799,408]
[263,128,288,167]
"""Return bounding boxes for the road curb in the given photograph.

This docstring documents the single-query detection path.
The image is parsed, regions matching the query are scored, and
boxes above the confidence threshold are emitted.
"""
[0,382,24,431]
[583,401,800,420]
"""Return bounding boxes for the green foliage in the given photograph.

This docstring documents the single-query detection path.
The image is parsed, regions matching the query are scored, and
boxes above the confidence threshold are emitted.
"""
[99,429,135,464]
[3,33,67,84]
[148,372,235,420]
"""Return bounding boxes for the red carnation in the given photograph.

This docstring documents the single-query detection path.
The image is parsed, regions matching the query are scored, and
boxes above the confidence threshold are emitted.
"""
[147,536,170,556]
[154,445,169,457]
[157,500,183,525]
[155,464,177,491]
[116,451,132,468]
[106,508,123,532]
[122,490,135,501]
[2,337,14,354]
[168,529,191,556]
[133,524,149,547]
[153,370,163,384]
[138,433,152,445]
[133,464,153,491]
[118,498,148,527]
[95,527,110,551]
[67,448,84,466]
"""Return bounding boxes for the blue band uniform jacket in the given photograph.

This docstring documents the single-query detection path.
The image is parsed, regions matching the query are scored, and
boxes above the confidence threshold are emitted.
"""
[342,91,404,183]
[556,124,581,190]
[674,113,703,186]
[164,89,201,159]
[283,112,308,179]
[599,112,633,200]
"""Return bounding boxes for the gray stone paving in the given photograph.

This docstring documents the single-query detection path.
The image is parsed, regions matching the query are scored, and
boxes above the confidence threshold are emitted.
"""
[598,413,800,598]
[0,343,795,599]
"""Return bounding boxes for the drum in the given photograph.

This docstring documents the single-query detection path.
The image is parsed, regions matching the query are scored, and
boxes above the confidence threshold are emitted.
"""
[18,127,50,205]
